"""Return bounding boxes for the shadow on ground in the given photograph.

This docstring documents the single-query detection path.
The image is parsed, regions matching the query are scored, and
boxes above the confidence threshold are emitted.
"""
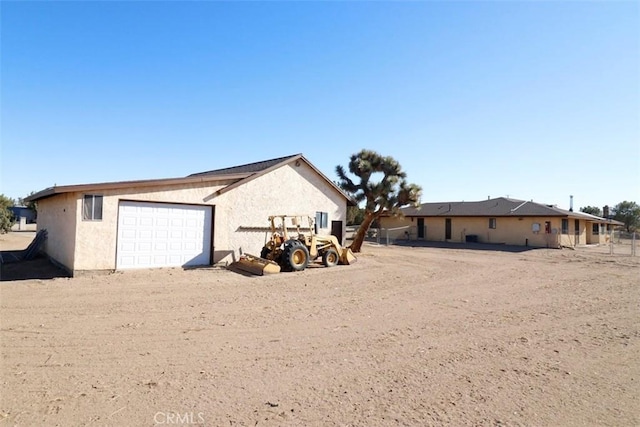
[1,255,70,281]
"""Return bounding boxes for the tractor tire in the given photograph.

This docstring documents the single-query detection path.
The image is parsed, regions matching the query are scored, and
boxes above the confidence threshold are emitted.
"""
[322,248,339,267]
[283,240,310,271]
[260,246,270,260]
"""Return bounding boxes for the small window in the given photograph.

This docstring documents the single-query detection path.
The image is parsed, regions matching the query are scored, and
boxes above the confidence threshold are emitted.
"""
[315,211,328,229]
[489,218,496,229]
[561,219,569,234]
[592,223,599,235]
[83,195,103,221]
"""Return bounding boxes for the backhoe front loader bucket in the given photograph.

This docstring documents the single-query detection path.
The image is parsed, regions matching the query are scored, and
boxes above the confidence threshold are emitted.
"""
[339,247,357,265]
[235,254,281,275]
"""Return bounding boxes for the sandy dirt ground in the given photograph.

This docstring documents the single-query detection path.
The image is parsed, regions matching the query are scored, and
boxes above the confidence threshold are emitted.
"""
[1,232,639,426]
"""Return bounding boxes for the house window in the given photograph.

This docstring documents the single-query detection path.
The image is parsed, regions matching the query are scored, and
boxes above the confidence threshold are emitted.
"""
[561,219,569,234]
[489,218,496,229]
[83,195,103,221]
[315,211,328,229]
[592,223,599,235]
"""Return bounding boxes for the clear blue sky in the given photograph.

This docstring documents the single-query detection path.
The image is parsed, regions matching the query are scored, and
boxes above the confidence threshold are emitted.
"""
[2,1,638,211]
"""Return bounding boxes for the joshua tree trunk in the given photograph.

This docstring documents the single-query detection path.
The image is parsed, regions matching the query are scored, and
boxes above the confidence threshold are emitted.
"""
[349,212,377,253]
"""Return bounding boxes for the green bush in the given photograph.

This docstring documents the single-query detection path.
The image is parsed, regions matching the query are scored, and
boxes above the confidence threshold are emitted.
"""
[0,194,15,233]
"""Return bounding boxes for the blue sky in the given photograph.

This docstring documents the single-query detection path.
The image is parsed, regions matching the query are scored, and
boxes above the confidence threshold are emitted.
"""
[2,1,638,211]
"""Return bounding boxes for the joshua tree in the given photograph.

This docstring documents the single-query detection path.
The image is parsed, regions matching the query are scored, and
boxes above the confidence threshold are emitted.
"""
[336,149,422,252]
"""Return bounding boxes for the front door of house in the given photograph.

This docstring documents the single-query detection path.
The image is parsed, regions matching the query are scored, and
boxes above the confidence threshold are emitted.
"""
[417,218,425,239]
[331,221,343,245]
[445,218,452,240]
[574,219,580,244]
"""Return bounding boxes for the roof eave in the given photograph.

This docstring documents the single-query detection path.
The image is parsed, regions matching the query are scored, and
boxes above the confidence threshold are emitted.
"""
[24,173,252,202]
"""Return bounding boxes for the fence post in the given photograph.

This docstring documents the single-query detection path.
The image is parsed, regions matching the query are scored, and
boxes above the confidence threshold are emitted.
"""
[609,228,614,255]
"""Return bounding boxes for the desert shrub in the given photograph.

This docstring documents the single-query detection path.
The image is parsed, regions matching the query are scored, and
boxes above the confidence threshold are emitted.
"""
[0,194,15,233]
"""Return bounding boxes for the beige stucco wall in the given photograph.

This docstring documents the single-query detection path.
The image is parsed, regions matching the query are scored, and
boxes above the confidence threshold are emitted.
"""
[73,181,228,271]
[40,160,347,273]
[586,223,606,245]
[558,219,587,247]
[379,215,570,248]
[212,162,347,263]
[36,193,78,271]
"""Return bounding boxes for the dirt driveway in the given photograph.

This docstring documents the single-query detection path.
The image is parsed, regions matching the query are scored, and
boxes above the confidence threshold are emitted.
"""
[1,233,638,426]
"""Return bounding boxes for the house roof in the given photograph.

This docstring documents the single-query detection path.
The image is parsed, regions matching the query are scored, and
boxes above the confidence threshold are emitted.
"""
[195,153,355,205]
[25,154,354,205]
[24,173,250,202]
[189,154,300,177]
[398,197,623,224]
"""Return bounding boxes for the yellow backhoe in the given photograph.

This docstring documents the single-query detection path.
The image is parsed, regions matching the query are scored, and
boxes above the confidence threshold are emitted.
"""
[235,215,356,275]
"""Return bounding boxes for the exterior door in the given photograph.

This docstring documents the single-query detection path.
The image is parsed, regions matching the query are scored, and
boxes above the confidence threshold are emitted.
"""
[116,201,212,269]
[574,219,580,244]
[445,218,452,240]
[417,218,425,239]
[330,220,343,244]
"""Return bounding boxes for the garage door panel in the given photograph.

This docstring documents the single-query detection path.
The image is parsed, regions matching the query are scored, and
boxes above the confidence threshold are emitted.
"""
[168,255,183,264]
[116,201,212,270]
[121,230,136,239]
[139,218,154,227]
[122,217,137,226]
[119,256,135,267]
[120,242,135,252]
[138,242,152,251]
[139,229,153,239]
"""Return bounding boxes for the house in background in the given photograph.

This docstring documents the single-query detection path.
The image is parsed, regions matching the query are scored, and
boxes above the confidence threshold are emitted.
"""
[26,154,352,275]
[379,197,623,248]
[9,206,37,231]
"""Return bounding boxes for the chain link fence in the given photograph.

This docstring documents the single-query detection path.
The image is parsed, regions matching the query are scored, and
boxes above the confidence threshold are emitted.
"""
[606,231,638,256]
[357,226,637,256]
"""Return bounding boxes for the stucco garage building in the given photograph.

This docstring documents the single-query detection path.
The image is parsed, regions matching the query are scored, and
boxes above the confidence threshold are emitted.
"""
[26,154,351,275]
[379,197,622,248]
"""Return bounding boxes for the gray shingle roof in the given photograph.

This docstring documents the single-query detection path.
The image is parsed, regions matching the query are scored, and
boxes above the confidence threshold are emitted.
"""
[25,153,357,204]
[401,197,602,218]
[188,154,301,177]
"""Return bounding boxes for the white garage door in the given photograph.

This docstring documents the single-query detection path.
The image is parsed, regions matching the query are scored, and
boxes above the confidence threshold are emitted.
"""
[116,201,212,269]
